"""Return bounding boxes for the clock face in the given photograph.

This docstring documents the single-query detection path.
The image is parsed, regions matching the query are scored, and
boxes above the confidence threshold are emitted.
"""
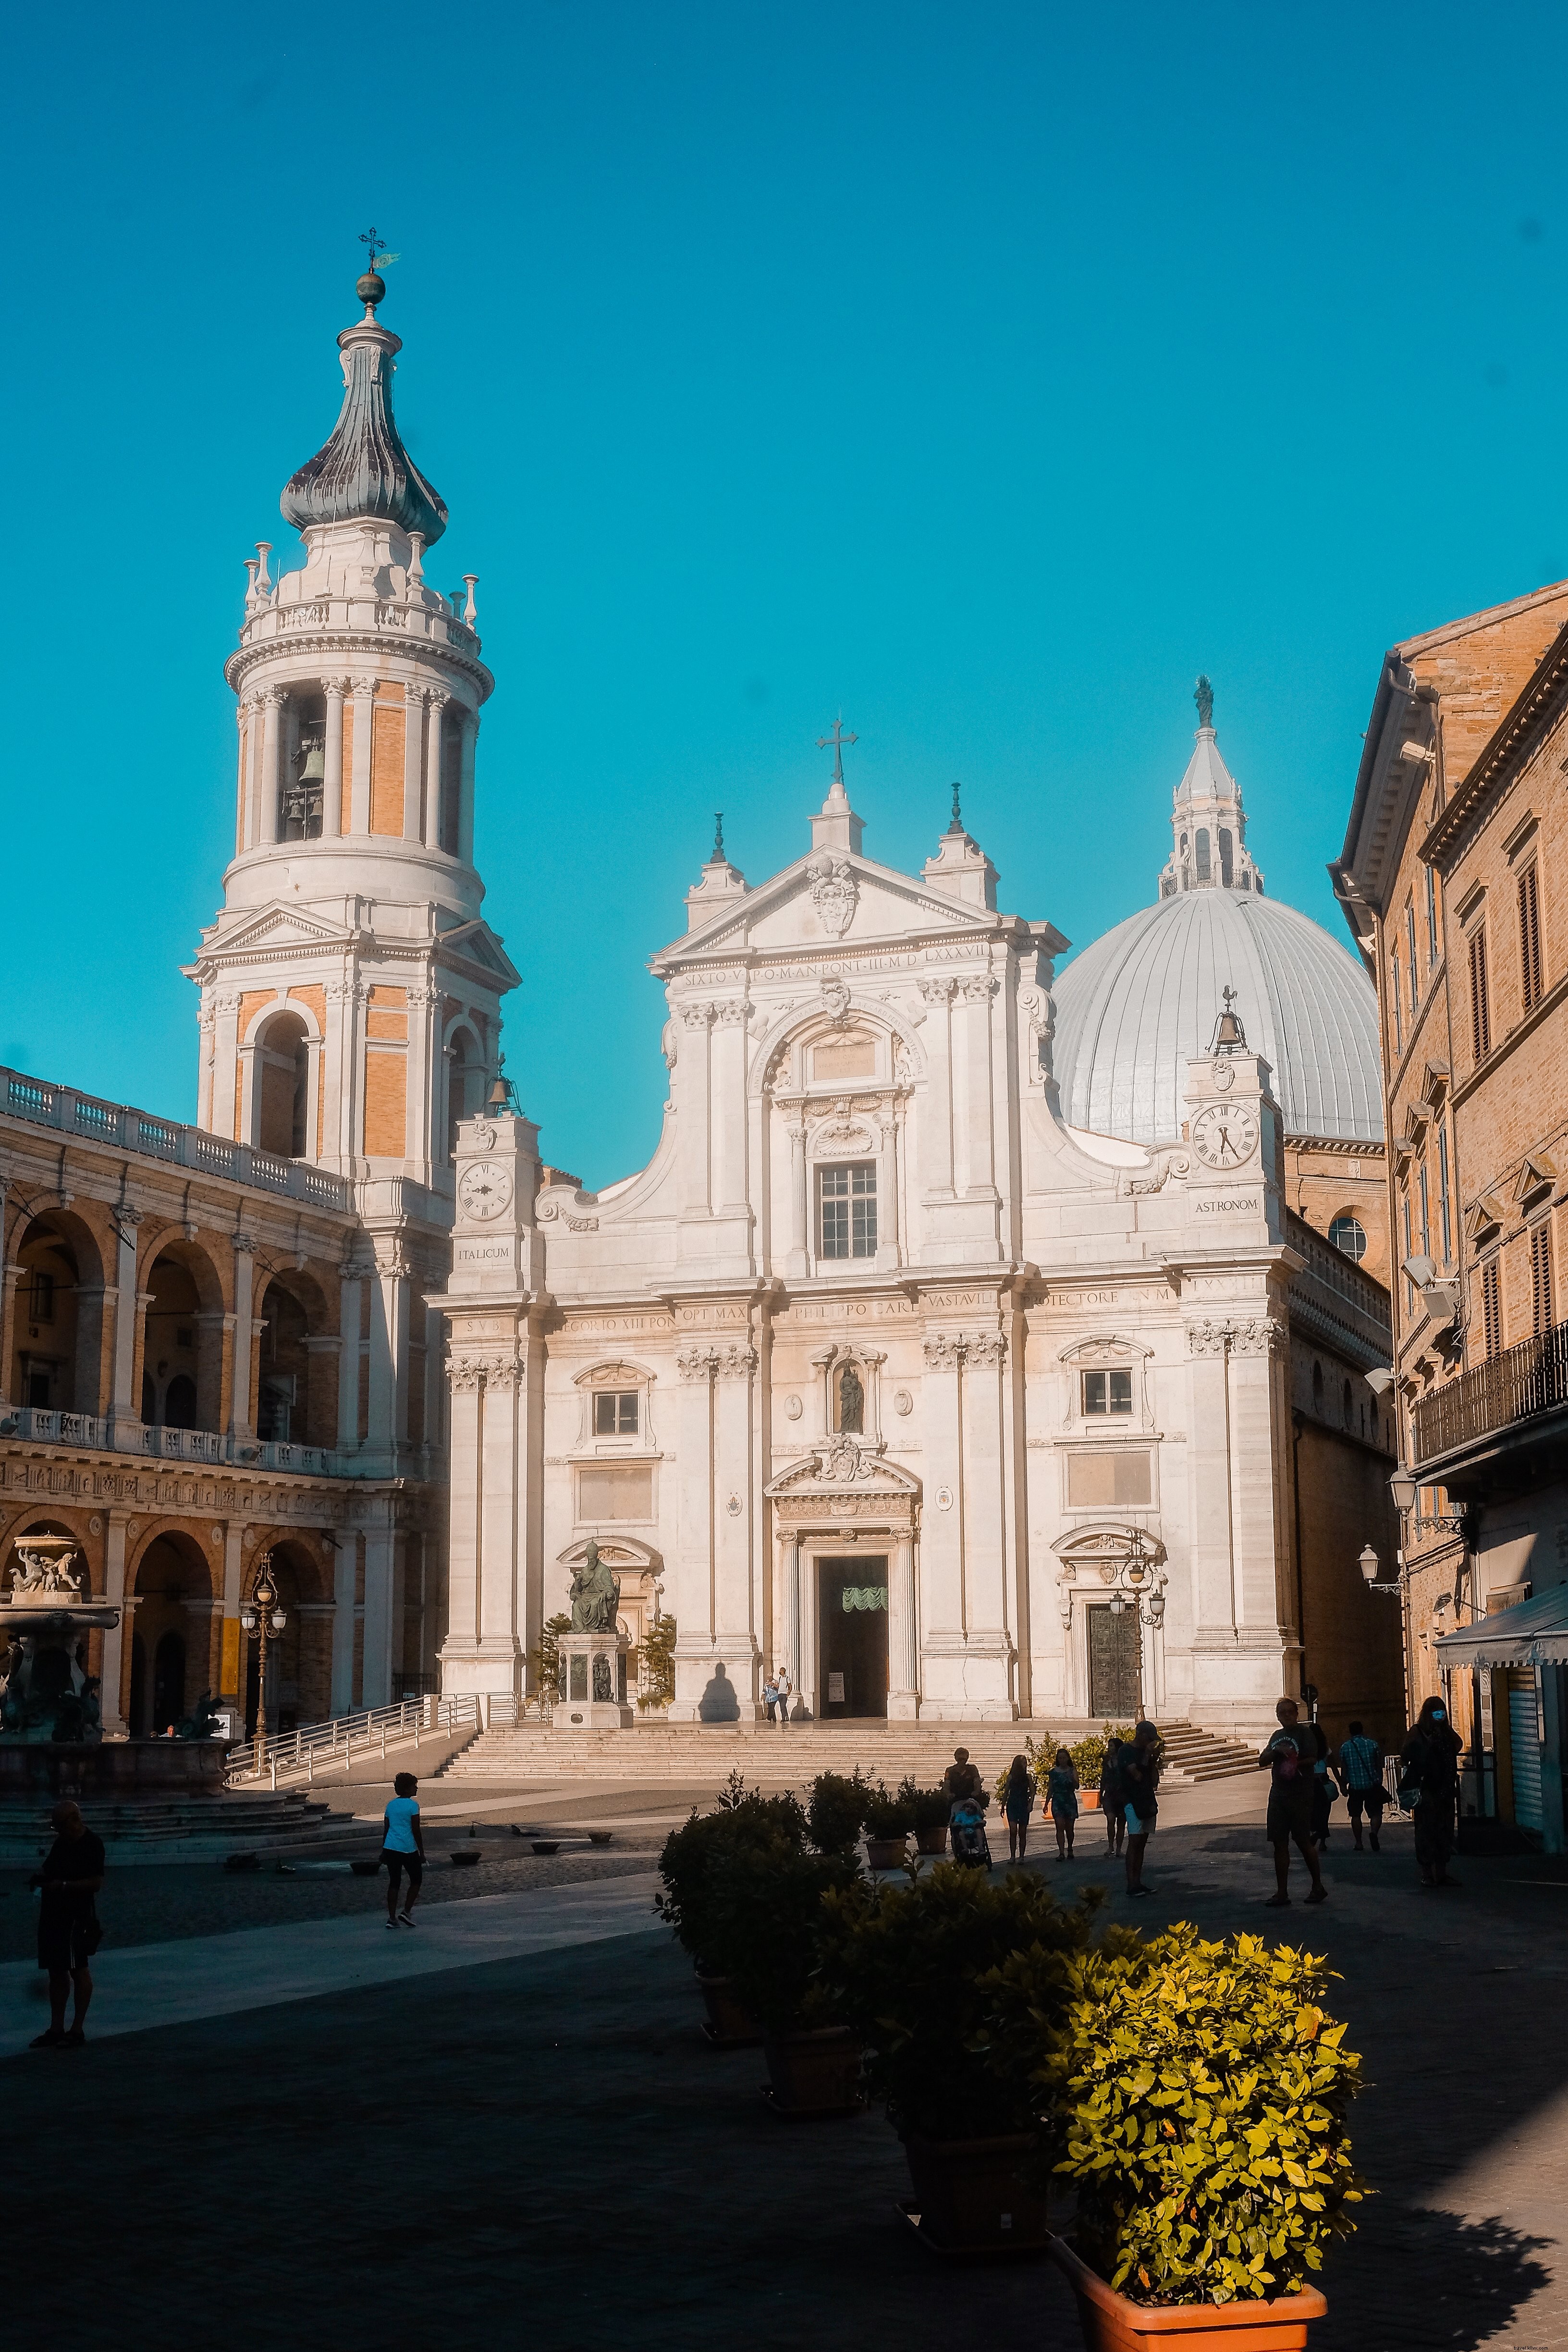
[458,1161,514,1222]
[1191,1100,1259,1170]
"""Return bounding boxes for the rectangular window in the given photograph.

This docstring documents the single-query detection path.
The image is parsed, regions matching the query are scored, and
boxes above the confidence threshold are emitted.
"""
[1066,1449,1152,1507]
[1401,1186,1414,1319]
[1419,1160,1431,1258]
[1406,899,1420,1009]
[1425,863,1439,968]
[1519,863,1544,1012]
[26,1272,55,1323]
[1218,827,1234,886]
[818,1162,877,1260]
[592,1391,639,1436]
[1437,1121,1452,1261]
[1531,1222,1554,1335]
[1195,829,1211,882]
[1390,945,1403,1053]
[1469,925,1491,1060]
[576,1463,654,1521]
[1081,1368,1133,1416]
[1481,1258,1502,1360]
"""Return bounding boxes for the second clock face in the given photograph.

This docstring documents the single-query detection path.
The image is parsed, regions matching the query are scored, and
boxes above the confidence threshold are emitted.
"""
[458,1161,514,1221]
[1191,1100,1259,1170]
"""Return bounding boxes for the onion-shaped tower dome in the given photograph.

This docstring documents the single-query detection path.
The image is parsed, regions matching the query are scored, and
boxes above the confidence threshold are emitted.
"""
[1050,683,1384,1148]
[280,267,448,544]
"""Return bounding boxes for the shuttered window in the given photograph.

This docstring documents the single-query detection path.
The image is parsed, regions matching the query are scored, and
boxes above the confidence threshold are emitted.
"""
[1437,1122,1452,1260]
[1519,863,1544,1012]
[1481,1258,1502,1359]
[1390,945,1403,1053]
[1406,899,1420,1008]
[1531,1221,1554,1335]
[1468,926,1491,1061]
[1425,862,1439,967]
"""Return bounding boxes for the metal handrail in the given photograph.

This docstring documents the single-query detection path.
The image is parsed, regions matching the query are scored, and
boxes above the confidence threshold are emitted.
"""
[1412,1315,1568,1464]
[225,1693,479,1787]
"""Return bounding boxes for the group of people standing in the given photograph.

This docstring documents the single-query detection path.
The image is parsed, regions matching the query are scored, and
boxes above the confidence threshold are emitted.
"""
[761,1668,794,1727]
[993,1723,1164,1895]
[1260,1692,1466,1902]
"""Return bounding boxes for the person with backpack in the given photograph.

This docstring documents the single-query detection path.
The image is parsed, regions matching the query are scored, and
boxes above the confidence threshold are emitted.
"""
[1337,1721,1385,1851]
[1099,1736,1126,1857]
[1400,1695,1465,1888]
[381,1771,426,1928]
[1259,1696,1327,1907]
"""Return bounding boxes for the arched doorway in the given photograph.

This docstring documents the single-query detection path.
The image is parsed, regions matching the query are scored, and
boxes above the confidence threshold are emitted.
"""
[141,1246,222,1434]
[446,1027,486,1156]
[7,1213,106,1416]
[126,1531,215,1736]
[152,1630,186,1732]
[257,1275,325,1444]
[255,1010,311,1158]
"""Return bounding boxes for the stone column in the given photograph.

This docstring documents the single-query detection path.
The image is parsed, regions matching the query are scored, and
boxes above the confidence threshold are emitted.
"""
[782,1103,809,1278]
[322,678,347,837]
[220,1525,245,1706]
[229,1238,256,1439]
[424,690,449,849]
[99,1510,130,1736]
[348,676,376,836]
[234,703,249,855]
[710,1004,750,1215]
[875,1108,899,1269]
[336,1260,364,1450]
[954,978,997,1198]
[713,1341,760,1716]
[777,1529,801,1686]
[680,1004,713,1219]
[209,992,242,1143]
[440,1356,485,1689]
[457,710,478,865]
[0,1242,20,1409]
[667,1346,717,1721]
[1185,1323,1239,1644]
[361,1519,398,1708]
[367,1247,411,1469]
[403,685,428,841]
[258,688,284,846]
[958,1330,1013,1716]
[331,1534,358,1714]
[107,1208,143,1448]
[240,695,263,850]
[405,982,441,1184]
[918,980,957,1196]
[888,1531,919,1718]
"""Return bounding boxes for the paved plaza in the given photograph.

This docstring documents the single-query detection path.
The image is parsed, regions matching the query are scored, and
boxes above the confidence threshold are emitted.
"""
[1,1768,1563,2352]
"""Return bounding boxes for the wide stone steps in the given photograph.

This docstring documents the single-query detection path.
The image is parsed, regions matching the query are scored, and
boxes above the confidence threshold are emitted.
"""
[0,1789,358,1865]
[437,1718,1261,1788]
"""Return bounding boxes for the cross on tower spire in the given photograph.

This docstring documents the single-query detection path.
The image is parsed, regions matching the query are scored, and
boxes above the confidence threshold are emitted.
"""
[816,714,857,787]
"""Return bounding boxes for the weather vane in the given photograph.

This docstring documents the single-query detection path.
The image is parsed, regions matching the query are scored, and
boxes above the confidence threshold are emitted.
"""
[358,226,401,273]
[817,714,857,786]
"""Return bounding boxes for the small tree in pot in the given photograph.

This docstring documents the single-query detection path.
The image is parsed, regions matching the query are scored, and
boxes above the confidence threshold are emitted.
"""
[863,1779,916,1869]
[819,1864,1102,2253]
[807,1767,869,1855]
[983,1923,1364,2346]
[655,1775,808,2046]
[897,1775,954,1854]
[707,1830,866,2114]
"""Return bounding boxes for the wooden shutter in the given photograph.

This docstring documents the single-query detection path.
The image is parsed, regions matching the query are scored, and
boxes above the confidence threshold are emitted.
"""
[1482,1258,1502,1359]
[1519,864,1543,1012]
[1469,926,1491,1060]
[1531,1222,1554,1335]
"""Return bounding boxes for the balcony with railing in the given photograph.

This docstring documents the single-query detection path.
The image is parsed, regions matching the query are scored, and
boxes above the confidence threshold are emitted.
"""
[1411,1315,1568,1465]
[2,1066,351,1212]
[0,1403,358,1481]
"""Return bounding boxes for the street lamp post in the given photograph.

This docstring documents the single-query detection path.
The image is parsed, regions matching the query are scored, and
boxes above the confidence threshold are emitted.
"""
[239,1558,288,1778]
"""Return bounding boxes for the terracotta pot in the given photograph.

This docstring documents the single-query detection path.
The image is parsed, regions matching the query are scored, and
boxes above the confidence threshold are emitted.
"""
[915,1825,949,1855]
[865,1834,909,1871]
[694,1968,762,2048]
[901,2129,1050,2254]
[762,2025,863,2116]
[1078,1789,1102,1813]
[1048,2236,1327,2350]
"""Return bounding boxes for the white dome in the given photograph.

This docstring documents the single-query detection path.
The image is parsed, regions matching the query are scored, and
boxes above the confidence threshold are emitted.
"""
[1051,885,1384,1147]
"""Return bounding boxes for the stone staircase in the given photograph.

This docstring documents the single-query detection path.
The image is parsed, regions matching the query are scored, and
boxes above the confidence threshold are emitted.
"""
[0,1788,359,1866]
[437,1717,1260,1789]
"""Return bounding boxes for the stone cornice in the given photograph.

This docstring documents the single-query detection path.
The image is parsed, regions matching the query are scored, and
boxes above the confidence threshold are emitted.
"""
[1421,611,1568,868]
[224,629,491,702]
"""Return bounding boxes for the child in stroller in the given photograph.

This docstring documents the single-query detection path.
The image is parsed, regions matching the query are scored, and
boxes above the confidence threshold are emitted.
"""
[948,1794,992,1869]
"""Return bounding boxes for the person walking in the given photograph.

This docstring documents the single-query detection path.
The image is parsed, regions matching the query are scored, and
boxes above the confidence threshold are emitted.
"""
[1259,1697,1327,1907]
[381,1771,426,1927]
[31,1799,105,2048]
[1338,1721,1385,1851]
[774,1666,792,1729]
[944,1747,983,1860]
[761,1670,781,1727]
[1099,1736,1126,1857]
[1401,1695,1465,1888]
[1003,1753,1034,1861]
[1120,1721,1161,1897]
[1046,1747,1079,1861]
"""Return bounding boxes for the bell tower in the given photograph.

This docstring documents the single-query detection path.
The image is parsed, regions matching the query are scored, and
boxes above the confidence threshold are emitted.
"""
[186,258,519,1196]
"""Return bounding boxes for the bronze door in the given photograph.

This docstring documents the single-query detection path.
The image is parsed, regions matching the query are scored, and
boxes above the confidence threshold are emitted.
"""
[1087,1604,1142,1720]
[817,1557,889,1719]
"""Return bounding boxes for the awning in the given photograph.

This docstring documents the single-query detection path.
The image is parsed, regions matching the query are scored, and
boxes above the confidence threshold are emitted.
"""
[1436,1581,1568,1669]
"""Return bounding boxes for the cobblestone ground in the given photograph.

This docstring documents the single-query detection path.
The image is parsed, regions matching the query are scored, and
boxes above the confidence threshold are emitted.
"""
[1,1791,1562,2351]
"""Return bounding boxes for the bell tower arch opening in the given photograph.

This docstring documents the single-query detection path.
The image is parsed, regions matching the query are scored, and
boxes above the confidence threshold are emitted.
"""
[254,1010,312,1158]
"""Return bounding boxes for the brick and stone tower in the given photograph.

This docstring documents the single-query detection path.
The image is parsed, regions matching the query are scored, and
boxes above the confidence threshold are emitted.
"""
[186,257,519,1478]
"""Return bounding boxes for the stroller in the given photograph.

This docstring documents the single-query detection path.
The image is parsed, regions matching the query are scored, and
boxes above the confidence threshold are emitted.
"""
[948,1795,993,1869]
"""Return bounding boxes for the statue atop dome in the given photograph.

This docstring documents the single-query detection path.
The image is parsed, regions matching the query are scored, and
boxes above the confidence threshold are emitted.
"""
[1194,674,1214,729]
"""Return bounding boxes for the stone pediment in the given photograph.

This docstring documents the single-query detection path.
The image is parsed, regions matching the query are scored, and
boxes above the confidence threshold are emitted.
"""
[765,1438,921,1498]
[436,919,523,989]
[655,850,999,970]
[207,902,355,957]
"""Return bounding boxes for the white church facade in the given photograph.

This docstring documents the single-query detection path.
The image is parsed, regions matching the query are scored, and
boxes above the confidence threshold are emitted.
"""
[0,268,1403,1744]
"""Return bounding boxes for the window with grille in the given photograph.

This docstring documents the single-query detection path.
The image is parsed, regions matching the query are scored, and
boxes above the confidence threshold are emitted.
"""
[1082,1368,1133,1415]
[818,1163,877,1260]
[593,1390,639,1436]
[1531,1222,1554,1335]
[1481,1258,1502,1359]
[1519,863,1544,1012]
[1328,1214,1366,1261]
[1425,863,1439,967]
[1437,1122,1452,1261]
[1195,829,1211,882]
[1468,925,1491,1060]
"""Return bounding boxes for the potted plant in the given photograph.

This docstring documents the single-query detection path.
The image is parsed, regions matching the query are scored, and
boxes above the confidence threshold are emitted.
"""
[656,1774,808,2046]
[807,1767,870,1855]
[863,1779,916,1870]
[1068,1723,1133,1813]
[984,1923,1363,2345]
[898,1775,954,1855]
[820,1864,1099,2254]
[707,1831,866,2114]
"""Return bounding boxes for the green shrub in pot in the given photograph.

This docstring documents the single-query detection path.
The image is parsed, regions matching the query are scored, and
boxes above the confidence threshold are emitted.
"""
[807,1768,870,1854]
[1067,1722,1135,1788]
[706,1831,864,2033]
[896,1775,954,1836]
[819,1864,1101,2142]
[863,1779,917,1840]
[983,1923,1365,2307]
[655,1776,808,1969]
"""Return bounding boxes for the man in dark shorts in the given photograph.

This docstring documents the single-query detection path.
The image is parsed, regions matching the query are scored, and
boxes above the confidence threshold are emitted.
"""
[1258,1697,1326,1908]
[1337,1721,1385,1851]
[32,1799,105,2047]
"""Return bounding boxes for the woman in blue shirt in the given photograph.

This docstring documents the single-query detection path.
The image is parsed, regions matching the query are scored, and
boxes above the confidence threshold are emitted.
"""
[381,1772,426,1927]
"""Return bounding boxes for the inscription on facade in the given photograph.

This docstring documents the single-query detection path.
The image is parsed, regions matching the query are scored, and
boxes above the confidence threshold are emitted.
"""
[1193,1196,1261,1215]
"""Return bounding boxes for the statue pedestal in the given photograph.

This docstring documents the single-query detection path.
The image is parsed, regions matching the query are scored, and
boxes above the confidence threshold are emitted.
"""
[553,1631,634,1729]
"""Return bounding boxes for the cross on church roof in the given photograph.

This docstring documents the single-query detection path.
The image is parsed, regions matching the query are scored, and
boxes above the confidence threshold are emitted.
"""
[816,715,857,786]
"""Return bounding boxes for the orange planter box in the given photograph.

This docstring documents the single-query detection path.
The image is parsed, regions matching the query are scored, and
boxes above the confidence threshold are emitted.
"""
[1048,2235,1327,2351]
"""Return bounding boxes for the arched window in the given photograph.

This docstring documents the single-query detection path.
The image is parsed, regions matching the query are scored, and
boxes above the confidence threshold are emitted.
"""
[1195,829,1211,882]
[447,1028,486,1156]
[256,1012,310,1158]
[1219,827,1234,886]
[1328,1214,1367,1263]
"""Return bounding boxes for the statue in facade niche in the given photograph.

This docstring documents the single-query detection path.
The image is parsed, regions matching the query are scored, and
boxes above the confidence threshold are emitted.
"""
[569,1541,621,1634]
[592,1654,613,1703]
[837,1363,864,1434]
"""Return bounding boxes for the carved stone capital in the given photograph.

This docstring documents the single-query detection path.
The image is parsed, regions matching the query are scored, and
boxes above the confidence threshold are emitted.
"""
[676,1345,720,1382]
[713,1342,757,1380]
[954,976,998,1005]
[918,977,957,1005]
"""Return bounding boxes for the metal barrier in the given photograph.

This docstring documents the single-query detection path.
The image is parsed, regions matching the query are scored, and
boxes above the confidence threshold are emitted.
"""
[225,1693,480,1788]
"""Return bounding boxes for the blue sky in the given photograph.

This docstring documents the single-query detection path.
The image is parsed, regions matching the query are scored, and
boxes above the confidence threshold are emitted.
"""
[4,2,1567,1186]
